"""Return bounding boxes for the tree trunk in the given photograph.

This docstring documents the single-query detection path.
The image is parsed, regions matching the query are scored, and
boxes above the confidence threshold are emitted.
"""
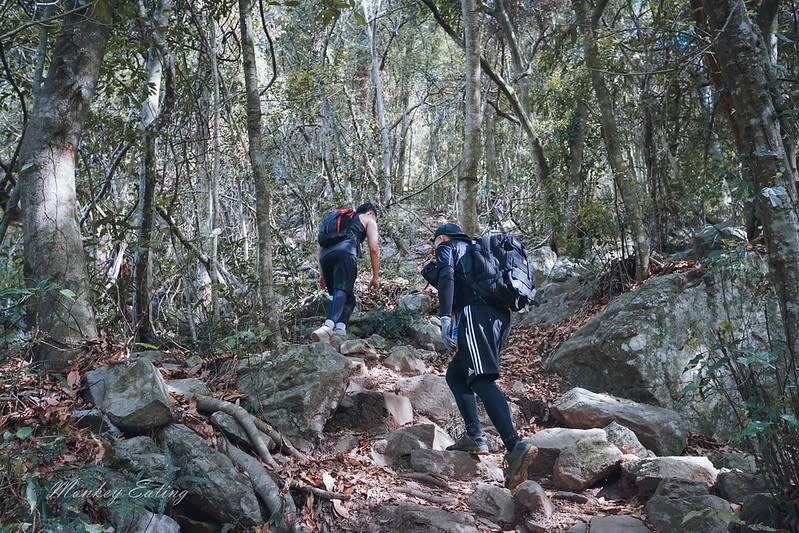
[132,0,173,343]
[573,0,650,281]
[18,0,113,368]
[458,0,482,236]
[239,0,281,342]
[703,0,799,361]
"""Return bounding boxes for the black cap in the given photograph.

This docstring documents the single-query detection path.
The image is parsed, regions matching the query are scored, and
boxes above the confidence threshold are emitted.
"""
[432,223,471,242]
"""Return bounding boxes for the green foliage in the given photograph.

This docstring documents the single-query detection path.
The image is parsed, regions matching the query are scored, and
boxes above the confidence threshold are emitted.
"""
[680,244,797,526]
[362,307,418,339]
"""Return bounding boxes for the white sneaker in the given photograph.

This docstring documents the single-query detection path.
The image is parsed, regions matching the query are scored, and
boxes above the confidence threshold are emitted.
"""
[311,324,333,342]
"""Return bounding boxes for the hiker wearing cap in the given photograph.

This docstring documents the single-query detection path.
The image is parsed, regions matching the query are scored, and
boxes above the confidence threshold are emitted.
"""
[428,223,534,491]
[312,202,380,342]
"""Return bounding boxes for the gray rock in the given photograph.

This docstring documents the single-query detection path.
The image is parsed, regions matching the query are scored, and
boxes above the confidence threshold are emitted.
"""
[70,409,122,437]
[92,360,175,432]
[393,374,458,427]
[514,480,554,517]
[716,469,769,504]
[708,451,757,473]
[339,339,378,360]
[166,378,210,398]
[384,348,427,376]
[382,424,453,464]
[545,265,781,441]
[236,342,353,451]
[370,504,478,532]
[209,411,274,451]
[467,483,515,527]
[410,449,481,480]
[397,292,433,315]
[158,424,263,526]
[734,492,783,533]
[408,320,449,352]
[111,436,167,476]
[118,512,180,533]
[528,246,557,289]
[550,388,686,456]
[553,440,623,491]
[603,421,651,457]
[527,427,607,476]
[325,390,413,434]
[586,515,652,532]
[623,456,718,500]
[646,478,730,533]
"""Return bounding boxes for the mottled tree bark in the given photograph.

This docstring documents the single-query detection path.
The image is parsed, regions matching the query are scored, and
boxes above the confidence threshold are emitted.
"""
[703,0,799,361]
[239,0,281,341]
[18,0,114,368]
[458,0,482,236]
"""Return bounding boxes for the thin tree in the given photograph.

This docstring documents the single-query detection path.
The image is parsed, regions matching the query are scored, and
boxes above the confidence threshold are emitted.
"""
[458,0,481,236]
[239,0,281,341]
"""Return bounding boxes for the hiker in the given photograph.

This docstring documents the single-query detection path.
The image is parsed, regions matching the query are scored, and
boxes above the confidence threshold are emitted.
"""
[312,202,380,341]
[486,190,503,229]
[428,223,534,490]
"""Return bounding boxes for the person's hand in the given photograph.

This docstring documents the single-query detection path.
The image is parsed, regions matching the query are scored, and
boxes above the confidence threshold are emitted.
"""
[319,275,327,290]
[439,316,456,349]
[368,275,379,293]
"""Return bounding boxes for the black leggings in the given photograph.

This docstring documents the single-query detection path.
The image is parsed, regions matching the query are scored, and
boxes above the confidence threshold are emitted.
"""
[446,362,518,452]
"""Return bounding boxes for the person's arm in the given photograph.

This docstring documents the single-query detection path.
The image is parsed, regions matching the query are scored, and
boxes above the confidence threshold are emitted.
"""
[435,243,455,318]
[364,214,380,292]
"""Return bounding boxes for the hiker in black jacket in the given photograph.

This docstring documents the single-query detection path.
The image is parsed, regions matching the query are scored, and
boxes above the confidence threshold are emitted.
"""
[312,203,380,342]
[429,223,534,491]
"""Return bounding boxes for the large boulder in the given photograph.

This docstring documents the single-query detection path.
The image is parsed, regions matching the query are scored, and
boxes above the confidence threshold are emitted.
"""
[87,359,174,432]
[236,342,354,451]
[545,265,780,440]
[550,388,686,456]
[372,504,478,533]
[158,424,263,526]
[646,478,730,533]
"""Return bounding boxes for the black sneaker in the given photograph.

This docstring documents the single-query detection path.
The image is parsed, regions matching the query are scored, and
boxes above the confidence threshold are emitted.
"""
[503,440,536,490]
[446,434,490,455]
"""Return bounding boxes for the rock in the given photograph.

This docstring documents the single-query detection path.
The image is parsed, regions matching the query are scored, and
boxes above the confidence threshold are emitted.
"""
[408,320,449,352]
[623,456,718,500]
[545,265,780,441]
[708,451,757,473]
[366,334,390,350]
[325,390,413,434]
[236,342,354,451]
[645,478,730,533]
[209,411,274,451]
[111,436,167,476]
[158,424,263,526]
[397,292,433,315]
[524,257,595,327]
[393,374,458,427]
[467,483,515,527]
[514,480,554,517]
[409,449,481,480]
[585,515,652,532]
[384,347,427,376]
[370,504,478,533]
[527,427,607,476]
[339,339,379,360]
[90,359,175,432]
[552,440,623,491]
[734,492,783,533]
[716,469,769,504]
[528,246,557,289]
[166,378,210,398]
[117,512,180,533]
[381,424,453,465]
[70,409,122,437]
[550,388,686,456]
[603,421,651,457]
[551,491,590,504]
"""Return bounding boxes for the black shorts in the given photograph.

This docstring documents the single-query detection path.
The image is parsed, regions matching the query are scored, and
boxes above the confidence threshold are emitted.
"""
[321,250,357,294]
[453,304,511,381]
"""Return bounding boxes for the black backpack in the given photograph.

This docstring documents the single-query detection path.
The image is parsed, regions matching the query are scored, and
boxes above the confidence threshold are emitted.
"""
[467,234,534,312]
[318,208,355,247]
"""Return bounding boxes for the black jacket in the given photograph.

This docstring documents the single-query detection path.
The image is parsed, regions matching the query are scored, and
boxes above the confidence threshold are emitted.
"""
[435,239,485,316]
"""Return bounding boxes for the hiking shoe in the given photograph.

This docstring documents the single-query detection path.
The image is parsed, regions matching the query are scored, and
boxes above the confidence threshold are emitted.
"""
[446,434,489,455]
[311,324,333,342]
[503,440,536,490]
